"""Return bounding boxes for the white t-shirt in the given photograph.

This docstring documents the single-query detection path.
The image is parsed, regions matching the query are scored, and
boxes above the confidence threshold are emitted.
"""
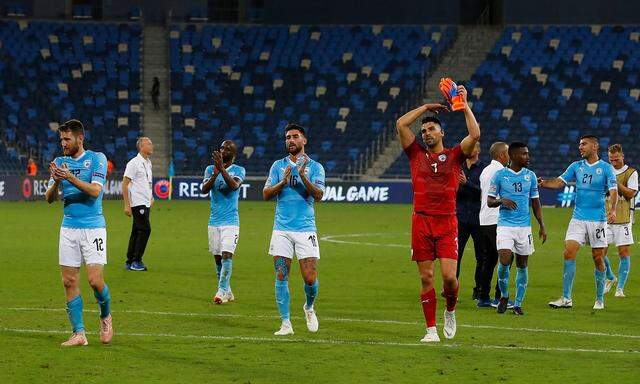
[479,159,505,226]
[124,153,153,207]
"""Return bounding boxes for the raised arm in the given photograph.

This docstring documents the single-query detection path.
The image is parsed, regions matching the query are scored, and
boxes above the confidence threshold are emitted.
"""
[537,177,566,189]
[45,162,61,204]
[396,103,449,149]
[263,166,290,201]
[298,161,324,201]
[457,86,481,156]
[52,162,102,198]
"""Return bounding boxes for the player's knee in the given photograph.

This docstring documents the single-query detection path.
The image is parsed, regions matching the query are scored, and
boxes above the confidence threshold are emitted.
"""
[87,275,103,289]
[442,274,457,287]
[302,273,316,286]
[563,248,576,260]
[62,275,78,289]
[274,260,289,281]
[419,272,434,288]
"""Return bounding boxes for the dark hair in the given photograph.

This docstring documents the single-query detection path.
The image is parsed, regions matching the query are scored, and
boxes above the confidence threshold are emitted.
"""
[579,134,599,143]
[508,141,528,157]
[420,116,442,127]
[58,119,85,136]
[284,123,306,137]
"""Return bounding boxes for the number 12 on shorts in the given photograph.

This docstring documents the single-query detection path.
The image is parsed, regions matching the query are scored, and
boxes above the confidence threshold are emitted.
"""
[93,238,104,252]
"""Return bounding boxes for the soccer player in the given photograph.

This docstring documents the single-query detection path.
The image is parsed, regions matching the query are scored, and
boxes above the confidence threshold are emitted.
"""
[201,140,245,304]
[44,119,113,346]
[603,144,637,298]
[487,142,546,315]
[540,135,617,310]
[263,123,325,336]
[396,85,480,342]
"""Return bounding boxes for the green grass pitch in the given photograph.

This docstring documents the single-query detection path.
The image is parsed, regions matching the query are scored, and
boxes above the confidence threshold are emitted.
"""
[1,200,639,383]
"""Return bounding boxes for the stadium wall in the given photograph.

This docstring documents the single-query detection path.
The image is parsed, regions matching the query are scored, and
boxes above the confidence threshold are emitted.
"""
[259,0,460,24]
[2,175,585,207]
[502,0,640,24]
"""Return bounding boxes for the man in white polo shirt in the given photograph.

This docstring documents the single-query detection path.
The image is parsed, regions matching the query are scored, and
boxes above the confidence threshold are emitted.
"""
[477,141,509,307]
[122,137,154,271]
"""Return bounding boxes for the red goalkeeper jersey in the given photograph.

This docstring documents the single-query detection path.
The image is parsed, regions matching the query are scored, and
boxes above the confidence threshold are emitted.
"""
[404,138,466,216]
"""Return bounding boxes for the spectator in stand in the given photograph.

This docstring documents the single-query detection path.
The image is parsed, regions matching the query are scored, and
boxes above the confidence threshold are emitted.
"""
[107,159,115,177]
[27,158,38,176]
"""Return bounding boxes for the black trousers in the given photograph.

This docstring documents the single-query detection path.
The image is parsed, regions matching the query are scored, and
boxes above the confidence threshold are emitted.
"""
[478,224,501,300]
[457,221,483,294]
[127,205,151,264]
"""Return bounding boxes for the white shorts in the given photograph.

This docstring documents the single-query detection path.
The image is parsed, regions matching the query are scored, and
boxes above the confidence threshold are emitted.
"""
[59,227,107,267]
[565,219,608,248]
[269,230,320,260]
[496,226,534,255]
[208,226,239,255]
[606,223,634,247]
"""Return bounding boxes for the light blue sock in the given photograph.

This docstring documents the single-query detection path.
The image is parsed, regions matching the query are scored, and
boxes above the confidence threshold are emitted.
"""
[219,258,233,292]
[304,280,319,309]
[92,284,111,319]
[66,295,85,333]
[595,269,606,301]
[497,263,510,298]
[215,260,222,280]
[562,259,576,299]
[618,256,631,290]
[603,256,616,281]
[514,267,528,307]
[275,280,290,320]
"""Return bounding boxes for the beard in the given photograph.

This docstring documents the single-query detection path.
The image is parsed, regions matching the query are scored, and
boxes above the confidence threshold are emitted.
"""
[63,145,79,157]
[287,144,302,155]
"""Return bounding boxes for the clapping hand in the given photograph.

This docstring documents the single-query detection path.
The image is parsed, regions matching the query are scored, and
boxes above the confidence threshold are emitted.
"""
[282,166,292,184]
[212,151,223,171]
[49,162,62,181]
[51,162,72,180]
[296,155,309,177]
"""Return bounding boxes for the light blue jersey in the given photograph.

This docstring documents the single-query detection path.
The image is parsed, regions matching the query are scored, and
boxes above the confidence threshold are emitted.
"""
[203,164,246,226]
[489,167,539,227]
[265,156,326,232]
[49,150,107,228]
[559,160,617,222]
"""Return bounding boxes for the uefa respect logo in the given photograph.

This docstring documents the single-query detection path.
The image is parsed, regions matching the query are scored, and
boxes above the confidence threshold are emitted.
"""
[154,179,171,199]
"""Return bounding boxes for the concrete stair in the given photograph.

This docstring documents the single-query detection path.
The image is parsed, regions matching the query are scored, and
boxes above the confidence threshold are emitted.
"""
[142,25,170,176]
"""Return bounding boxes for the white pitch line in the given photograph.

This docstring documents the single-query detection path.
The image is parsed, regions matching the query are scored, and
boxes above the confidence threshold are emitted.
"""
[1,327,638,354]
[2,306,639,340]
[320,233,408,248]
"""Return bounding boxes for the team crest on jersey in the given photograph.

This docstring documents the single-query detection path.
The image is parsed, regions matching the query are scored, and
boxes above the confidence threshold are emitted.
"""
[83,160,91,168]
[596,168,602,175]
[524,175,531,181]
[438,154,447,162]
